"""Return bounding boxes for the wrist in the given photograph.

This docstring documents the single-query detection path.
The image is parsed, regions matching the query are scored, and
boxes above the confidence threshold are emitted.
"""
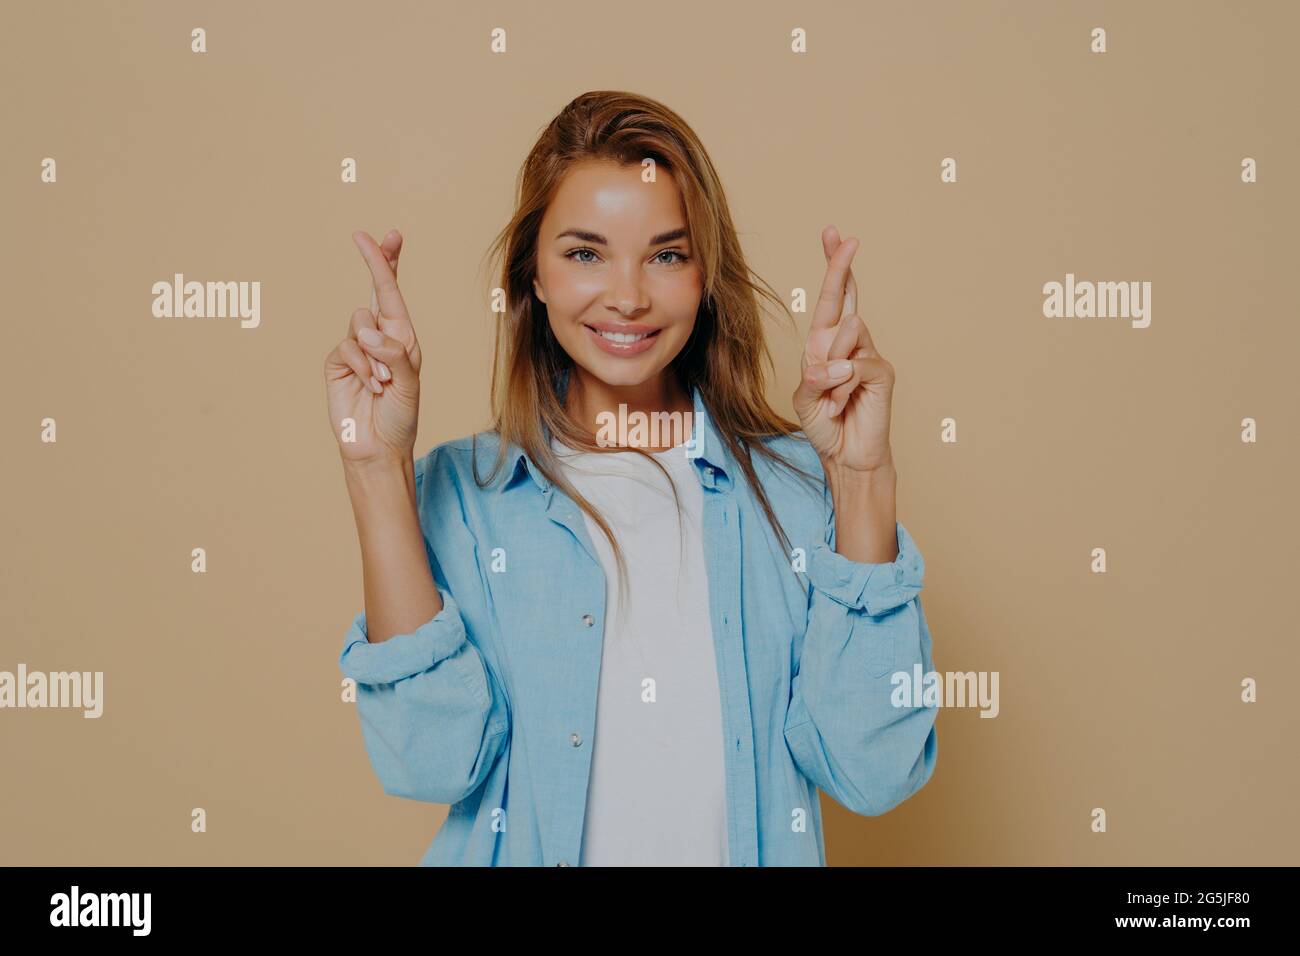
[342,453,416,500]
[824,456,897,495]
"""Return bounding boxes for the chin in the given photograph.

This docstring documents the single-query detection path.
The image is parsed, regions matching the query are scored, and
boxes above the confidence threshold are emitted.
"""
[582,363,658,388]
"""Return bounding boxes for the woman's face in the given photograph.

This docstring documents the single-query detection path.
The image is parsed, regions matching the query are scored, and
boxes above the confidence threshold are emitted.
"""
[532,159,704,391]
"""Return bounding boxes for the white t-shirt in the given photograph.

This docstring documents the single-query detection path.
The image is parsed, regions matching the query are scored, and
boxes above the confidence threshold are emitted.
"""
[551,436,730,866]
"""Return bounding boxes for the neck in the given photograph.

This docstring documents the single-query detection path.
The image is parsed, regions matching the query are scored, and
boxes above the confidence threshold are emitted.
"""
[564,368,693,452]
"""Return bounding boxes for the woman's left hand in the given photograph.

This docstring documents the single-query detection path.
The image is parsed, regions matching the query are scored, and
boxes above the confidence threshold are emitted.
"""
[792,225,896,474]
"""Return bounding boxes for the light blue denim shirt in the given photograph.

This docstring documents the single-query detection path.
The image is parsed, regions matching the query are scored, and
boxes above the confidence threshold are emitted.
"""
[339,376,938,866]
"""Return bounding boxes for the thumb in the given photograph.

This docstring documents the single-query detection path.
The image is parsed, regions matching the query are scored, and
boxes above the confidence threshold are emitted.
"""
[793,359,853,416]
[356,327,418,393]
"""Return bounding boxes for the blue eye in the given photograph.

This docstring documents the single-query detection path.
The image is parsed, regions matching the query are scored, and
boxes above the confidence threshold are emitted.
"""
[563,248,690,266]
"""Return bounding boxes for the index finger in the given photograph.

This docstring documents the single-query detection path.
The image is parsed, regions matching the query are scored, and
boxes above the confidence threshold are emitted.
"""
[353,230,410,324]
[810,236,858,332]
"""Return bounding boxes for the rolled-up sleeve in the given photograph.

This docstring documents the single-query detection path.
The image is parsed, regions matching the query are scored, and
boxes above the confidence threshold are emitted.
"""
[784,519,938,817]
[340,583,510,805]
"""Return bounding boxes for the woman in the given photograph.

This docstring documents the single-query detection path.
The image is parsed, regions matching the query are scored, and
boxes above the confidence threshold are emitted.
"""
[324,91,937,866]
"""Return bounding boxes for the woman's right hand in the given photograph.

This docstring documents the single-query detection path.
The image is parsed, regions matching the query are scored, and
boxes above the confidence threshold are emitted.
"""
[324,229,424,465]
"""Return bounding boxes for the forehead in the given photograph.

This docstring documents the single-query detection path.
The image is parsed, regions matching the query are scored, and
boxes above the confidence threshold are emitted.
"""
[543,159,686,237]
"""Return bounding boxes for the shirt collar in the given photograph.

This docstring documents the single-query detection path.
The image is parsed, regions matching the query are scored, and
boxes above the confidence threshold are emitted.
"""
[496,371,734,495]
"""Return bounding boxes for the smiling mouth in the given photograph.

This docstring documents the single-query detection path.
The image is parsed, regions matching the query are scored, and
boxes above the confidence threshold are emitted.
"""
[584,325,661,345]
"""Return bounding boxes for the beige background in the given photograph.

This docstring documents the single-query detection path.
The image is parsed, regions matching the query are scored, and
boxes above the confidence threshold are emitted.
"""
[2,0,1297,865]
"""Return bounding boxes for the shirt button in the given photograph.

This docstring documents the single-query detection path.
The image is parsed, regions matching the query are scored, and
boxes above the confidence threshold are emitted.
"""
[581,613,594,627]
[570,732,582,747]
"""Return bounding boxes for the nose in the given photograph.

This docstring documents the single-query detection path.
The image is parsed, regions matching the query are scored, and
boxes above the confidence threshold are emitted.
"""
[604,261,650,317]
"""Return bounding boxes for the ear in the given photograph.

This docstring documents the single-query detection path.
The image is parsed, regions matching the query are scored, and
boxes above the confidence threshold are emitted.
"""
[532,275,546,304]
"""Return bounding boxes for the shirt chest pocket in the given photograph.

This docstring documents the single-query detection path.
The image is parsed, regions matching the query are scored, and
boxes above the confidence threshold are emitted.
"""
[476,522,604,647]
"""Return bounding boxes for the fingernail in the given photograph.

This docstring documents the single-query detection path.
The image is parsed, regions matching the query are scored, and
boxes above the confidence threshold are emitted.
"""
[369,376,383,393]
[358,328,382,347]
[829,360,852,377]
[376,362,391,381]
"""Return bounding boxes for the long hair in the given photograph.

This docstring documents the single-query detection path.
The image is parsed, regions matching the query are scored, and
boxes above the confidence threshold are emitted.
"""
[474,90,821,613]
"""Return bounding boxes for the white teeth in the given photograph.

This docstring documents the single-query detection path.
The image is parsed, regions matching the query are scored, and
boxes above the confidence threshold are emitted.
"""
[593,328,649,344]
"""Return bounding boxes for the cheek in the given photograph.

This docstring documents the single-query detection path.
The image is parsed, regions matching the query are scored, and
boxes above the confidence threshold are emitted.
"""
[547,272,604,313]
[662,275,705,326]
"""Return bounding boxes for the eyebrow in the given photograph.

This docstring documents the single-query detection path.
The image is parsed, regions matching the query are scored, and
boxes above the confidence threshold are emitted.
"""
[554,227,689,246]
